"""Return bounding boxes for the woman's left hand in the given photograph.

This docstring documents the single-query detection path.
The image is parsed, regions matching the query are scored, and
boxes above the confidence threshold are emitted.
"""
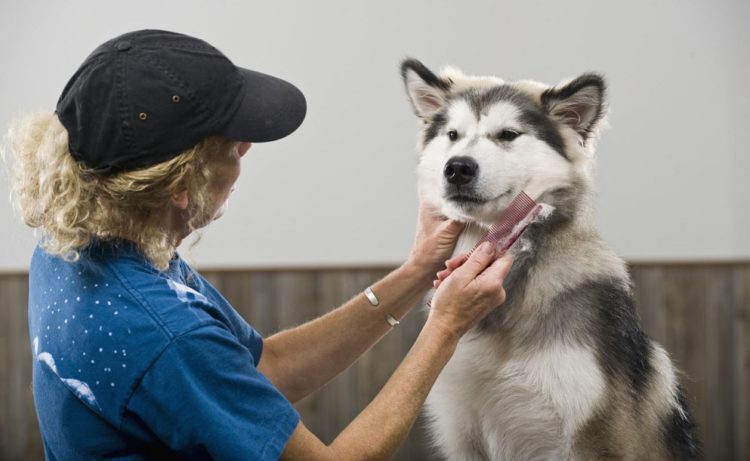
[407,200,465,279]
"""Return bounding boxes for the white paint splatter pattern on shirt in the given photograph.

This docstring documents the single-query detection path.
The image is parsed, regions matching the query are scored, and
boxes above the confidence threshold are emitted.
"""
[167,279,209,304]
[35,337,101,410]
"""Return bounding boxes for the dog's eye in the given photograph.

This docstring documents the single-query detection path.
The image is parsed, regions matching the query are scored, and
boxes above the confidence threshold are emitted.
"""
[447,129,458,141]
[497,129,521,142]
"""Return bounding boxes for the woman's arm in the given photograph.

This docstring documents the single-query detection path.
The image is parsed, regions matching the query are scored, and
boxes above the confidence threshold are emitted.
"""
[258,203,464,402]
[259,259,433,403]
[280,243,512,460]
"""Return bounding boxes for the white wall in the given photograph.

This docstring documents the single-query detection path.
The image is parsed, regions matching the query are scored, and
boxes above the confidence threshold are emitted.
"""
[1,0,748,271]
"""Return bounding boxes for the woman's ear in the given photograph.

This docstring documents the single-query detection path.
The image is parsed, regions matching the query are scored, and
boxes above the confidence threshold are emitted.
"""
[170,190,189,210]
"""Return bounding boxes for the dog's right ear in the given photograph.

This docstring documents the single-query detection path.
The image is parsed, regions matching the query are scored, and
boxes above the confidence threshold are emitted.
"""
[401,58,452,119]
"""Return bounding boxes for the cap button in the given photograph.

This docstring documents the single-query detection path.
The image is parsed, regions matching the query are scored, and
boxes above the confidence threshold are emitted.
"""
[115,41,132,52]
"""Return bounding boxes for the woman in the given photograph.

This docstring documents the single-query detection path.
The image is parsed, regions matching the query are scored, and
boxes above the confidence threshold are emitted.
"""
[9,29,512,460]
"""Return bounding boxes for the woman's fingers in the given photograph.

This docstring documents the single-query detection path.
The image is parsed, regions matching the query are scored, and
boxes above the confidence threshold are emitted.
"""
[479,253,514,283]
[450,242,496,283]
[445,254,468,270]
[427,244,513,338]
[471,253,513,305]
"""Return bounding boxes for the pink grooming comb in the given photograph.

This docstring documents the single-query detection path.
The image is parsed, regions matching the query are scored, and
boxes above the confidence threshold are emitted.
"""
[472,191,543,258]
[430,191,543,294]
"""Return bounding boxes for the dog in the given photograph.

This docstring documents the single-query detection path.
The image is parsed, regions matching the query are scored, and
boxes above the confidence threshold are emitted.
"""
[400,59,700,461]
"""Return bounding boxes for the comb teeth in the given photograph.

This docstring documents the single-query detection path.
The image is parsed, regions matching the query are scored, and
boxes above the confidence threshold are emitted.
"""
[475,192,536,245]
[472,191,539,255]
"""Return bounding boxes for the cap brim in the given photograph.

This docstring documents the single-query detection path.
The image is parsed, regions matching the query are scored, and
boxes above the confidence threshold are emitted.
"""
[221,68,306,143]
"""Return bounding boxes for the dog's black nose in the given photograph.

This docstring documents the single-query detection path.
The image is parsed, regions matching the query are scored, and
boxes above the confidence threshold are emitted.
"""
[444,156,479,185]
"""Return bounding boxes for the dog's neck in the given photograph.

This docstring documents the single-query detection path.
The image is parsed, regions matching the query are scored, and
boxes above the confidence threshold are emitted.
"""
[451,222,490,259]
[451,201,562,260]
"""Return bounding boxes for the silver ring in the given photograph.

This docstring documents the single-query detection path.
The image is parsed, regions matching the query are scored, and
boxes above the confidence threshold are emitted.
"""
[385,314,400,327]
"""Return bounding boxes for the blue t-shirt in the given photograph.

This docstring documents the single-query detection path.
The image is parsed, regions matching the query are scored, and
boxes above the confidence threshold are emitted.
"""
[28,240,299,461]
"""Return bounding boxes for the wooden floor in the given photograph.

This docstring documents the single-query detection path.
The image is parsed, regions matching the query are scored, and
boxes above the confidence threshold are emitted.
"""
[1,263,748,460]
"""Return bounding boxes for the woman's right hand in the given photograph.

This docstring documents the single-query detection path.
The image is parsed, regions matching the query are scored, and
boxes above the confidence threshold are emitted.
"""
[427,242,513,339]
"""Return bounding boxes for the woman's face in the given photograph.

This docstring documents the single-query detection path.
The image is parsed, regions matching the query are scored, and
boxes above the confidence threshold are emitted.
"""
[207,141,251,221]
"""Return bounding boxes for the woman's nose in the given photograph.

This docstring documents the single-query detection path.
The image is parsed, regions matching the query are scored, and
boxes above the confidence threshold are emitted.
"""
[238,142,252,157]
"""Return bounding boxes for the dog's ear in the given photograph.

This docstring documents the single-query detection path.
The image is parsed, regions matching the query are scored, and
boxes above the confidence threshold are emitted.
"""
[542,74,606,141]
[401,58,452,119]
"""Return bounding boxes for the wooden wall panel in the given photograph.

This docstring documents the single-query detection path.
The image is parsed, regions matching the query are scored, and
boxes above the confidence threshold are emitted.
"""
[0,274,44,460]
[2,263,748,460]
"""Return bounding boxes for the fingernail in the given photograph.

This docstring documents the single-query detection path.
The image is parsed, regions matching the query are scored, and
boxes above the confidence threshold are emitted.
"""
[480,242,494,254]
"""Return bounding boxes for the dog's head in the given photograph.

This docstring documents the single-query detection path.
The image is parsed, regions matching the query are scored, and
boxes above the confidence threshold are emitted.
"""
[401,59,607,226]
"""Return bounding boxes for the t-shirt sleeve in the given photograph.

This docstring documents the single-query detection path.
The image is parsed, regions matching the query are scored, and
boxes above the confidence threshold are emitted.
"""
[124,323,300,461]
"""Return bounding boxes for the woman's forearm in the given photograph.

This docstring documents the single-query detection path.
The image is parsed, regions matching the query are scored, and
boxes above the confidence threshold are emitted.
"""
[259,260,435,402]
[328,321,458,460]
[279,321,459,461]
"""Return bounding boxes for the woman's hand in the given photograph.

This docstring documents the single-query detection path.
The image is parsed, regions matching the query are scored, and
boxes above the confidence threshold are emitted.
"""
[433,253,469,288]
[427,242,513,339]
[407,200,465,279]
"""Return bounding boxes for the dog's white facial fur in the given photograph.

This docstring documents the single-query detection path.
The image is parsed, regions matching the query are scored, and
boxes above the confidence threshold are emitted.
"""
[403,62,605,227]
[416,98,572,226]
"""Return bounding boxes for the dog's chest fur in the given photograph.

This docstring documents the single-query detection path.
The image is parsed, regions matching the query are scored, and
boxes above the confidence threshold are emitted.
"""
[424,224,626,461]
[426,333,605,461]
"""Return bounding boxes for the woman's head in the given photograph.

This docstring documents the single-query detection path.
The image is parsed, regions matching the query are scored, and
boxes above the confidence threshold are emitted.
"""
[8,112,244,270]
[56,29,305,175]
[7,29,306,270]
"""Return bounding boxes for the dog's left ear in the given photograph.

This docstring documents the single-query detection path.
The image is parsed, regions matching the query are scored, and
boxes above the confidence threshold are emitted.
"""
[541,73,606,141]
[401,58,452,119]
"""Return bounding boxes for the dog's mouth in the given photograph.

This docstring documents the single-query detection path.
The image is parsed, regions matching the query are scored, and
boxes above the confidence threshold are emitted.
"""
[446,189,513,208]
[447,193,487,205]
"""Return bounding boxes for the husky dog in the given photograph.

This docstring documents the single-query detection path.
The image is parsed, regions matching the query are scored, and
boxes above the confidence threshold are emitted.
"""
[400,59,699,461]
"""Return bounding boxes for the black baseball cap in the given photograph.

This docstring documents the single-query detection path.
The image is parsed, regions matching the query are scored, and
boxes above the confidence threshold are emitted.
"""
[56,29,306,174]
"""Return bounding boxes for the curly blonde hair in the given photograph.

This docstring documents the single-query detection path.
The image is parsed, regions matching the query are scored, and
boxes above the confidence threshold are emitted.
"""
[6,112,235,270]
